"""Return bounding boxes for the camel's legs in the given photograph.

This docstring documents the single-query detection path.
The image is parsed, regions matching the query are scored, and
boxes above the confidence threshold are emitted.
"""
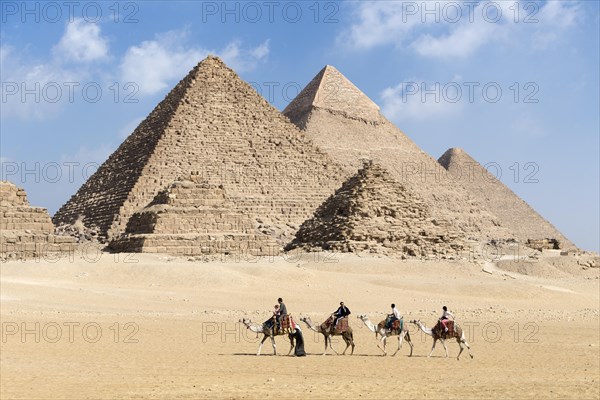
[270,336,277,355]
[322,335,328,355]
[457,339,464,360]
[257,335,268,356]
[405,332,414,357]
[391,335,402,357]
[377,335,388,356]
[461,337,474,359]
[428,338,437,357]
[342,337,350,355]
[440,338,448,358]
[328,335,340,355]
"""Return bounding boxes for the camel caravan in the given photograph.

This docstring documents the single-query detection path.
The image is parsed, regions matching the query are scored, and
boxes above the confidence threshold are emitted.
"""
[240,300,474,360]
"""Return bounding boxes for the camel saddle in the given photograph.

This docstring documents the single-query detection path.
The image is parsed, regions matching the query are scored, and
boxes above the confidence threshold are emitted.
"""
[333,317,349,333]
[279,315,296,334]
[392,318,403,333]
[437,320,454,336]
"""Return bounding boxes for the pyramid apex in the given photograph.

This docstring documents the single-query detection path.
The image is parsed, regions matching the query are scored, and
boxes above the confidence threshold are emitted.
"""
[284,64,382,124]
[442,147,465,156]
[438,147,471,169]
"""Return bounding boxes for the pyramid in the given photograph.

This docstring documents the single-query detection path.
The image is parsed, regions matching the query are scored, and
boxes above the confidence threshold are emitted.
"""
[286,161,464,257]
[53,56,345,245]
[438,148,574,248]
[109,179,276,256]
[284,65,516,242]
[1,181,75,259]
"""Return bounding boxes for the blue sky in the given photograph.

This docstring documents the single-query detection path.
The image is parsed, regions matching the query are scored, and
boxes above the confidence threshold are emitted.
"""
[1,1,598,251]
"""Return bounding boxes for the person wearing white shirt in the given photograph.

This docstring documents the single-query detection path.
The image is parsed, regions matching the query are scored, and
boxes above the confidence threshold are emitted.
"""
[386,303,402,331]
[439,306,455,332]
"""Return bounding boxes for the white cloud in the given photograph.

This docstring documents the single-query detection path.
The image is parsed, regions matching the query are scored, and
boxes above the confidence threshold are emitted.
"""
[120,29,270,95]
[2,19,110,120]
[0,45,86,119]
[339,1,425,49]
[531,1,582,50]
[412,20,498,59]
[53,19,109,63]
[380,78,465,121]
[219,39,270,72]
[340,1,582,58]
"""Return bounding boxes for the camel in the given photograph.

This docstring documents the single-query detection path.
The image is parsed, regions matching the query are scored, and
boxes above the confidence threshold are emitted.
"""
[299,316,355,355]
[357,314,414,357]
[410,319,473,360]
[239,318,304,356]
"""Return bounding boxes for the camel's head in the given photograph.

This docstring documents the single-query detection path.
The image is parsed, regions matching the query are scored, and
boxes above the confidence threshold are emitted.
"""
[239,318,251,325]
[409,319,420,324]
[299,316,308,322]
[357,314,368,321]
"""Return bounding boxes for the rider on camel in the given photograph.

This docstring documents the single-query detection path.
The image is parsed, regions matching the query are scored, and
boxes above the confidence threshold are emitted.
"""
[264,304,281,332]
[439,306,455,332]
[386,303,402,331]
[332,302,351,330]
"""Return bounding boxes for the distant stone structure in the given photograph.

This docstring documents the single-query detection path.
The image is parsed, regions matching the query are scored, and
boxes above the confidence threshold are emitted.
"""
[438,148,573,248]
[50,58,575,257]
[53,57,345,250]
[287,161,464,257]
[283,65,515,243]
[1,181,75,259]
[109,179,277,256]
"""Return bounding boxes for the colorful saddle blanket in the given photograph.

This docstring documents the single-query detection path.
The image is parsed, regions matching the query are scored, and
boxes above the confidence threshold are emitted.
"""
[437,320,454,335]
[279,315,297,333]
[334,317,349,333]
[392,318,403,332]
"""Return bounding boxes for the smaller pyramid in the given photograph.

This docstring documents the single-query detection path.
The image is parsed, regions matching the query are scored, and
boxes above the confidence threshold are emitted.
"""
[1,181,75,259]
[283,65,383,126]
[438,148,574,248]
[286,162,464,257]
[109,179,277,257]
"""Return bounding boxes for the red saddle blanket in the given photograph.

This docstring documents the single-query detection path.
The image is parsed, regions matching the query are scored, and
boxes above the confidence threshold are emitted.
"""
[437,320,454,335]
[279,315,297,332]
[334,317,349,333]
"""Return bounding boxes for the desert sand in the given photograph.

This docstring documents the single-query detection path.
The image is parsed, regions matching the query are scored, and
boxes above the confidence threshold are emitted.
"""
[1,252,598,399]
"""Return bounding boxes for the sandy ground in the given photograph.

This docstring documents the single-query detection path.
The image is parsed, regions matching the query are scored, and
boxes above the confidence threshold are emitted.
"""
[1,252,598,399]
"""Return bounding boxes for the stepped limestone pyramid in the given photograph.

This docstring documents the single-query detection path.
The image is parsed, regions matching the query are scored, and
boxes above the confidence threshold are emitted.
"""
[287,161,464,257]
[438,148,574,248]
[53,56,345,247]
[109,179,277,256]
[284,66,517,241]
[1,181,75,259]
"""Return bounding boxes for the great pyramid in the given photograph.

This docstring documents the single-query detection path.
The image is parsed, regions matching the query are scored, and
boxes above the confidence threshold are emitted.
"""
[287,161,464,257]
[284,66,516,242]
[438,148,574,248]
[53,56,345,248]
[1,181,75,259]
[109,179,277,256]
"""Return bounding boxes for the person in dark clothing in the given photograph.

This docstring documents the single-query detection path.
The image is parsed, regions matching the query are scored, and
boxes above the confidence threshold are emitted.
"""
[277,298,287,330]
[331,301,351,329]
